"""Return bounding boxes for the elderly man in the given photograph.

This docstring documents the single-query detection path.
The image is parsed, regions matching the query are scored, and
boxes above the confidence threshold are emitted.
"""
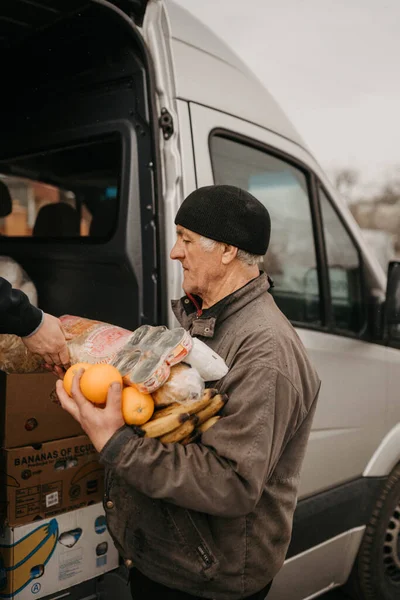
[56,185,320,600]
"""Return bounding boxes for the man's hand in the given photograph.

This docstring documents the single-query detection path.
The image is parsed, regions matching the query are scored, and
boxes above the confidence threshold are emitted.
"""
[22,313,71,368]
[56,370,125,453]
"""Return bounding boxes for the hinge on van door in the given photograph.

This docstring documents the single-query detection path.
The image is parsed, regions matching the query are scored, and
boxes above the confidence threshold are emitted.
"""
[159,108,174,140]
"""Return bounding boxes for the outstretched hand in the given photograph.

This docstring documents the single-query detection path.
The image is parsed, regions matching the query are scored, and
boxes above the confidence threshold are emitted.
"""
[56,369,125,452]
[22,313,72,368]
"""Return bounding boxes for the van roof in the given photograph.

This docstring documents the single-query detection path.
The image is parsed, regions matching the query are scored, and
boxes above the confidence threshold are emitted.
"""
[166,1,307,148]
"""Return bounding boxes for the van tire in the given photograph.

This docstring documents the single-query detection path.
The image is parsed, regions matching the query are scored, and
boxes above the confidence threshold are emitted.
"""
[344,463,400,599]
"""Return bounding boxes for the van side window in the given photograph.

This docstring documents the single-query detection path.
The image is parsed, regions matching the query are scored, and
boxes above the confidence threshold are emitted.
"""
[319,188,365,333]
[0,134,120,240]
[210,135,321,326]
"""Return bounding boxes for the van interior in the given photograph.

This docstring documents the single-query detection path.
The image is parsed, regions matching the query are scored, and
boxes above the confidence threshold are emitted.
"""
[0,1,161,330]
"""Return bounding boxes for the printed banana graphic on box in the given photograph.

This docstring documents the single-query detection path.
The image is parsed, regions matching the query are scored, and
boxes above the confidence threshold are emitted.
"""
[0,504,118,599]
[0,519,58,598]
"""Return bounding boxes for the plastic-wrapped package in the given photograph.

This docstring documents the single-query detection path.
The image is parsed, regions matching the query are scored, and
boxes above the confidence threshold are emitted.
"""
[0,315,229,395]
[63,317,228,394]
[112,325,193,393]
[60,315,134,366]
[152,363,205,407]
[183,338,229,381]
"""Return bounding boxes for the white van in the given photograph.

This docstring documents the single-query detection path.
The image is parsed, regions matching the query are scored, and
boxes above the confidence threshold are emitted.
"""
[0,1,400,599]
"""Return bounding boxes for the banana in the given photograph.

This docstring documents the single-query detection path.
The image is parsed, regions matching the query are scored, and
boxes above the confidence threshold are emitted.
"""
[159,415,199,443]
[194,394,228,426]
[198,415,221,434]
[181,429,201,445]
[139,411,192,438]
[151,402,182,420]
[182,415,222,445]
[0,518,58,597]
[139,389,217,438]
[151,389,222,422]
[180,393,227,444]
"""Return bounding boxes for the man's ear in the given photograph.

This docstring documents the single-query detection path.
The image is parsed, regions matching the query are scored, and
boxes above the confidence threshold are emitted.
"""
[221,244,238,265]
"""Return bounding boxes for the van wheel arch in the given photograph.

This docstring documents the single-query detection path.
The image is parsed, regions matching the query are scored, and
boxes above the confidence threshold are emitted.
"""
[345,461,400,599]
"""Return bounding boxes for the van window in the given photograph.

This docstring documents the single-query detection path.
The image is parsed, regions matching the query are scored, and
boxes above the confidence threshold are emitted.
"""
[210,135,321,325]
[319,187,365,333]
[0,134,121,240]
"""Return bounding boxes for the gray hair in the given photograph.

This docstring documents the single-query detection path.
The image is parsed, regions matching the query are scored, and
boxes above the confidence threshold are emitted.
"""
[199,236,263,266]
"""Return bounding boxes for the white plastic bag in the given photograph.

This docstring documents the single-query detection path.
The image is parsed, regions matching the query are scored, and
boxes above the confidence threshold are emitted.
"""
[183,338,228,381]
[0,256,38,306]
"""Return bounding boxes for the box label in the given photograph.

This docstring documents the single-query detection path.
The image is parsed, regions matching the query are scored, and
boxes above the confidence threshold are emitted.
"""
[58,548,84,581]
[42,481,63,510]
[45,491,59,508]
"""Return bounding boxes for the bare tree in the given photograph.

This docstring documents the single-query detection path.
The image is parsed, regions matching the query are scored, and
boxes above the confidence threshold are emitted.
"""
[331,168,359,203]
[372,168,400,205]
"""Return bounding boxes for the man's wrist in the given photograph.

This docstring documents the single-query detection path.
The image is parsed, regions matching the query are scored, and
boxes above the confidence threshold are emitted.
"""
[99,425,133,462]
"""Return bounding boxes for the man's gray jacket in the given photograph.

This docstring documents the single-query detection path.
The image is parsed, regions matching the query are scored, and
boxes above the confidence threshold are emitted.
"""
[100,273,321,599]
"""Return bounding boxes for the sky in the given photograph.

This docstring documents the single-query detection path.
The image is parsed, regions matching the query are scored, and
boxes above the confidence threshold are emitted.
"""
[173,0,400,191]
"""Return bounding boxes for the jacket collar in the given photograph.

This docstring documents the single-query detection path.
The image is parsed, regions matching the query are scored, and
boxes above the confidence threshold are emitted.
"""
[171,272,271,338]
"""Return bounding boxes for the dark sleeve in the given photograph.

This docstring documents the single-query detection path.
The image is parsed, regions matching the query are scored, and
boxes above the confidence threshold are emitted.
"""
[0,277,43,337]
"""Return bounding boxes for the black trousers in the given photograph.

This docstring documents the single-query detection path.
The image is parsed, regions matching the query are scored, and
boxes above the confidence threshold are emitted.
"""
[130,568,272,600]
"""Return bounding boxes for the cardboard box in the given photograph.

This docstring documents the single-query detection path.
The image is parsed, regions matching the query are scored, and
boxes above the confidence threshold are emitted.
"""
[0,372,84,449]
[40,578,98,600]
[0,435,104,527]
[0,503,119,599]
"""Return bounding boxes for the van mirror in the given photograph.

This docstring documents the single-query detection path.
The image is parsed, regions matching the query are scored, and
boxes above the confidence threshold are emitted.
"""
[384,261,400,341]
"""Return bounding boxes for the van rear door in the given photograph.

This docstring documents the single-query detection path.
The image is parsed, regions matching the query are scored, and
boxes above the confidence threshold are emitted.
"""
[0,0,165,330]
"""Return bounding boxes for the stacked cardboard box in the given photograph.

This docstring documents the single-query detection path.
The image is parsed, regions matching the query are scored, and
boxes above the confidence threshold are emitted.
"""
[0,372,119,599]
[0,503,119,599]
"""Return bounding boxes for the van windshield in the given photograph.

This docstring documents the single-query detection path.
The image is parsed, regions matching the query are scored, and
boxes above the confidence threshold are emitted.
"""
[0,133,121,241]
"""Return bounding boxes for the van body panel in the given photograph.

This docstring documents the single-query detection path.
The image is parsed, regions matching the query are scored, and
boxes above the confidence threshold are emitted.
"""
[166,0,254,75]
[386,345,400,426]
[164,1,307,148]
[268,528,365,600]
[188,102,390,498]
[170,38,306,148]
[363,423,400,477]
[296,329,388,496]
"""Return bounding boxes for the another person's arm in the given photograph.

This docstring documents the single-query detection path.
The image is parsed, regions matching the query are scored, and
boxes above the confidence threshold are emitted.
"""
[0,276,70,367]
[0,276,42,336]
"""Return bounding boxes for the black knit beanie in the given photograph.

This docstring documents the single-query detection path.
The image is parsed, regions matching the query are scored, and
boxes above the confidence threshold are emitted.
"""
[175,185,271,255]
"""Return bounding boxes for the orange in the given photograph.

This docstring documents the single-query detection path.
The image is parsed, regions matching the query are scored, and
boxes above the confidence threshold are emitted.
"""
[122,386,154,425]
[63,362,91,396]
[80,364,123,405]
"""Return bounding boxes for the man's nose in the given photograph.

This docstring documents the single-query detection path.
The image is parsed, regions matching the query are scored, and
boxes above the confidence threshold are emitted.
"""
[170,240,183,260]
